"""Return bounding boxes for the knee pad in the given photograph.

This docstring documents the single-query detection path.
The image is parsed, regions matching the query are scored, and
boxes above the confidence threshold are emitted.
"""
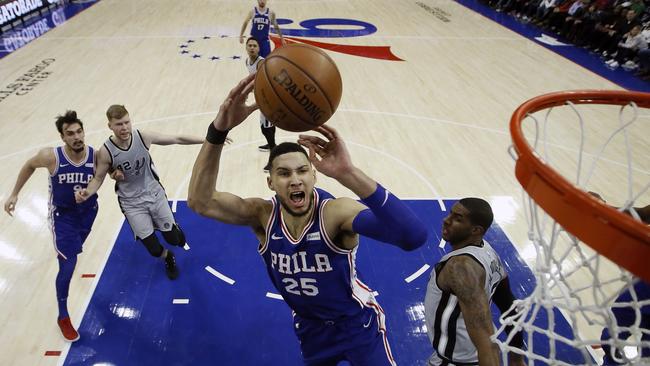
[162,223,186,247]
[139,234,164,257]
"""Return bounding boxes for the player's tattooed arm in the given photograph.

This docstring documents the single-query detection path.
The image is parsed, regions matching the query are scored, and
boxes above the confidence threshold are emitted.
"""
[270,11,285,45]
[439,256,500,366]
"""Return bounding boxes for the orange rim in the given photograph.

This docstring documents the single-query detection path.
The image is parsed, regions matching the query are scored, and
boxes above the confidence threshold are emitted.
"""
[510,90,650,283]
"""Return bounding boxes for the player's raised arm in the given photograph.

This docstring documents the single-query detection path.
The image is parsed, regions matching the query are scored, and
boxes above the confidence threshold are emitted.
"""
[75,146,111,203]
[188,74,266,226]
[298,125,428,251]
[4,148,54,216]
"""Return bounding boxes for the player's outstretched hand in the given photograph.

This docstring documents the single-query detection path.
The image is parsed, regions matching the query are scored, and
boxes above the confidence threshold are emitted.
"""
[4,195,17,216]
[212,74,258,131]
[297,125,353,180]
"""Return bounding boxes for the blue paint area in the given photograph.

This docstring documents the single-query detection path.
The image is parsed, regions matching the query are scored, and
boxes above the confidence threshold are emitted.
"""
[64,200,592,365]
[0,1,99,59]
[275,18,377,38]
[454,0,650,92]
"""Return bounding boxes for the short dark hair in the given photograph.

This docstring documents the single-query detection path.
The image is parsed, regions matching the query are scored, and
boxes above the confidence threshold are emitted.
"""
[458,197,494,233]
[246,37,259,45]
[55,110,83,134]
[267,142,309,170]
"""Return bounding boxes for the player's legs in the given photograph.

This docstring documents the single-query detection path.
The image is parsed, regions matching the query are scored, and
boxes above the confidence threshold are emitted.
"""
[55,254,77,321]
[120,198,156,240]
[161,223,186,247]
[140,233,179,280]
[258,38,271,57]
[258,114,276,152]
[149,193,184,246]
[50,209,84,342]
[120,198,178,279]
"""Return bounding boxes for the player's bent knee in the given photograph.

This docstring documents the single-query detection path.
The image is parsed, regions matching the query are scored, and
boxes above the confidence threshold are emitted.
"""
[162,223,185,247]
[139,234,164,257]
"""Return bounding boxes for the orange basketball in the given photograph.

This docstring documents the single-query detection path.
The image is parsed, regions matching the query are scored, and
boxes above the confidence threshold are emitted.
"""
[254,43,343,132]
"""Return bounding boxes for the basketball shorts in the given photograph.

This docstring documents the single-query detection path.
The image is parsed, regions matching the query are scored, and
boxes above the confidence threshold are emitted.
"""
[50,203,98,259]
[118,189,175,239]
[427,352,478,366]
[292,306,396,366]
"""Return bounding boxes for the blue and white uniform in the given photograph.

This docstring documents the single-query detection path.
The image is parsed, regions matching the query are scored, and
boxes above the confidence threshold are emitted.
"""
[250,6,272,57]
[259,188,396,365]
[48,146,98,259]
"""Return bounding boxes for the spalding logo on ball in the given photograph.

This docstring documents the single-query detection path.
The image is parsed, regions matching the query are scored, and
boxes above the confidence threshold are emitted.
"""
[254,43,343,132]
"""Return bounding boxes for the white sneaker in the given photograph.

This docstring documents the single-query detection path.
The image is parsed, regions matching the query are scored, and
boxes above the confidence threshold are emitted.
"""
[608,60,619,68]
[605,59,616,65]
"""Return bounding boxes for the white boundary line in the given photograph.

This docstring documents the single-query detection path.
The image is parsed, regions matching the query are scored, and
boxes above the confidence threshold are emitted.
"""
[405,264,431,283]
[205,266,235,285]
[438,238,446,248]
[172,299,190,305]
[266,292,284,300]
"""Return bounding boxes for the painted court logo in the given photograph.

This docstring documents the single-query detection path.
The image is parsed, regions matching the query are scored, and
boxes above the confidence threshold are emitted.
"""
[179,18,403,63]
[271,18,404,61]
[0,58,55,103]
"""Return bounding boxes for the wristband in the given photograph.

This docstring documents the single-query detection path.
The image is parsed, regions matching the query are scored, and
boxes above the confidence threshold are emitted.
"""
[206,123,229,145]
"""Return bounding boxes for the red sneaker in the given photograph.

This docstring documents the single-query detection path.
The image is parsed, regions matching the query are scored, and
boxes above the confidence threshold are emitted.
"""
[57,317,80,342]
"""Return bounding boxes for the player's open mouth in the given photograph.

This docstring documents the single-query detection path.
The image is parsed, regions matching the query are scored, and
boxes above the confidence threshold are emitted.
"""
[289,191,306,207]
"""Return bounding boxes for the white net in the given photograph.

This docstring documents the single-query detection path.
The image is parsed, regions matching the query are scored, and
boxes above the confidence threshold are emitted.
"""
[494,95,650,365]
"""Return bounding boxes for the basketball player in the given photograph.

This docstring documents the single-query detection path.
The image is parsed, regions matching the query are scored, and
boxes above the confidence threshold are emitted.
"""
[239,0,286,57]
[188,74,428,365]
[245,37,276,159]
[4,111,98,342]
[76,105,204,280]
[424,198,525,366]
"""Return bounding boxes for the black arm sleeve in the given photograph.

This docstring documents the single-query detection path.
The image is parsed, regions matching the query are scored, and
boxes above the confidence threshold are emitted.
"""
[493,277,525,349]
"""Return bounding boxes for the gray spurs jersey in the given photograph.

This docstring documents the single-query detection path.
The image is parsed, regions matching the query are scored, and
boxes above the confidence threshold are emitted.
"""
[246,55,263,74]
[104,129,163,199]
[424,241,506,365]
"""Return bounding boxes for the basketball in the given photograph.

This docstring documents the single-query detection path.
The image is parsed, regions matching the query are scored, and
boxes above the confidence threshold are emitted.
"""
[254,43,343,132]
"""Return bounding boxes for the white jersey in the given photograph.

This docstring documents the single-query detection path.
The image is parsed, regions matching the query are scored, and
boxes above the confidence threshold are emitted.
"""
[246,56,272,128]
[103,129,164,200]
[246,55,263,74]
[424,241,506,365]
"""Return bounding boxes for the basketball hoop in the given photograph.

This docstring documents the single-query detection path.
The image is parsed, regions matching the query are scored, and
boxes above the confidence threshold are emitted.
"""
[494,90,650,365]
[510,90,650,282]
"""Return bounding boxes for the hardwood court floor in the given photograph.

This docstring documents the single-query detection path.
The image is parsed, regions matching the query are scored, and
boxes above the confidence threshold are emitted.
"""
[0,0,648,365]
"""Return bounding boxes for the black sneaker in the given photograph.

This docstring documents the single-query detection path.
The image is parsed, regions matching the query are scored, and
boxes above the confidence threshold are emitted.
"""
[263,162,271,173]
[258,144,271,152]
[165,251,179,280]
